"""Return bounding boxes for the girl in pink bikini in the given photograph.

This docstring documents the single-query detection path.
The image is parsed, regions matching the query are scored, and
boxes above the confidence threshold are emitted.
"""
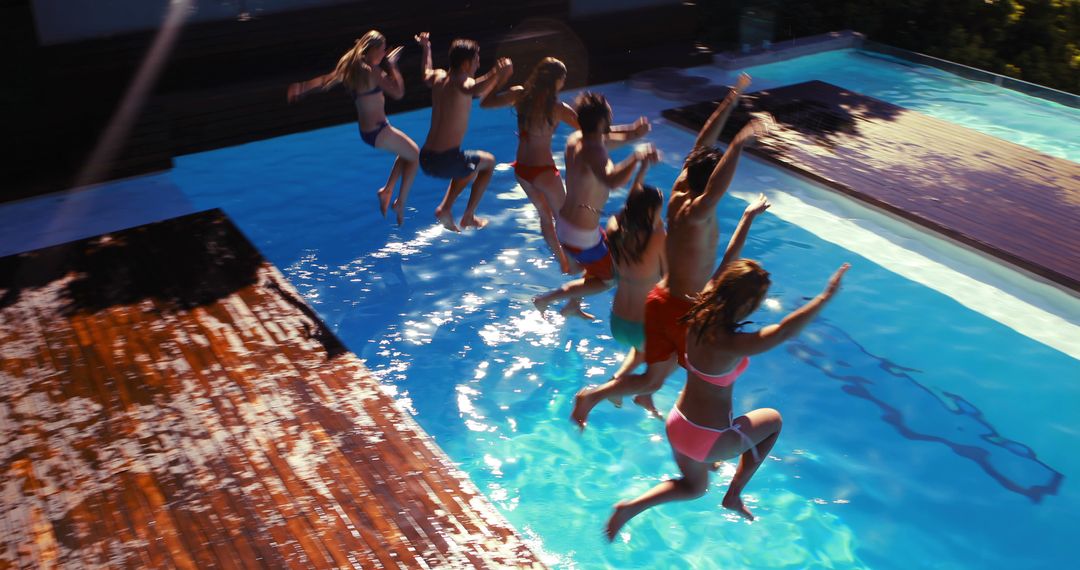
[482,57,580,272]
[288,30,419,225]
[605,245,850,539]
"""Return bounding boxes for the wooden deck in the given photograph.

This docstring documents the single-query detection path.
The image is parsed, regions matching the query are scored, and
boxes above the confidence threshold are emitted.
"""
[0,210,544,568]
[662,81,1080,292]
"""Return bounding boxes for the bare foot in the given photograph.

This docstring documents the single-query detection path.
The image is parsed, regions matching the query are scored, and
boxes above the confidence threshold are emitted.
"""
[560,299,594,321]
[722,494,755,521]
[533,295,552,321]
[632,394,662,419]
[377,187,393,218]
[460,215,488,229]
[605,501,633,542]
[571,387,602,431]
[435,207,460,232]
[391,199,405,226]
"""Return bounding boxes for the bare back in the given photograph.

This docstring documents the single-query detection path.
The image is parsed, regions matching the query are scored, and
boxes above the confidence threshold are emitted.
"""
[517,101,575,165]
[663,173,720,300]
[610,216,665,322]
[424,72,476,151]
[559,133,611,230]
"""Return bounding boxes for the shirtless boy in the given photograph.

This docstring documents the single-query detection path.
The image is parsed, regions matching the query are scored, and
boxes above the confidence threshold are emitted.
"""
[532,91,655,320]
[416,32,512,231]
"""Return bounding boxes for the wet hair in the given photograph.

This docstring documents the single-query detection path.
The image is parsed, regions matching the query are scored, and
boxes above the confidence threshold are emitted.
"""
[683,146,724,195]
[679,259,771,342]
[516,57,567,131]
[608,184,663,266]
[575,91,611,134]
[333,30,386,93]
[449,38,480,69]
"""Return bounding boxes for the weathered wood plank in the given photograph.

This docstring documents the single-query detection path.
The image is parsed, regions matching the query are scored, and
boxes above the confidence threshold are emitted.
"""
[662,81,1080,291]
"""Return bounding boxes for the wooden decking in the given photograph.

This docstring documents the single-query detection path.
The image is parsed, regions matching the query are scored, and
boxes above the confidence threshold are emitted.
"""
[0,210,544,568]
[662,80,1080,292]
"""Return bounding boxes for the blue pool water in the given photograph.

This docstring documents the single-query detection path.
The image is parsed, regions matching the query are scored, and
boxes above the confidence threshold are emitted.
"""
[11,49,1079,568]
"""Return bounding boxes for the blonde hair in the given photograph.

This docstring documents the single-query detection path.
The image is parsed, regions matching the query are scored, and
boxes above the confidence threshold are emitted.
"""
[680,259,771,342]
[333,30,386,92]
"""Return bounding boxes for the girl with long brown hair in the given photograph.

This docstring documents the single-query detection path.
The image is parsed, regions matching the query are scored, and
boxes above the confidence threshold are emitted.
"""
[481,57,580,272]
[604,195,850,539]
[288,30,419,225]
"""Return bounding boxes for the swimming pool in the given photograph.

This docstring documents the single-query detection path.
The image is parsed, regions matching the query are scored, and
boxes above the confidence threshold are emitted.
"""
[7,49,1080,568]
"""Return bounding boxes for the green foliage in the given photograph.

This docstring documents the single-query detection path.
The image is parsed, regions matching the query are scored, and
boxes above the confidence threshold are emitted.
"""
[711,0,1080,94]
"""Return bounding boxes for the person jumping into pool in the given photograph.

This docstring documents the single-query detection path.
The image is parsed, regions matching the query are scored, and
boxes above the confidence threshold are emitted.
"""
[532,91,655,320]
[594,160,667,402]
[571,73,772,424]
[605,257,850,539]
[287,30,418,226]
[480,57,580,273]
[416,32,511,232]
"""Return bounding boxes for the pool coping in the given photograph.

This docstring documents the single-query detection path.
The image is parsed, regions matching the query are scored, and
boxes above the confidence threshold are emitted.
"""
[712,30,1079,109]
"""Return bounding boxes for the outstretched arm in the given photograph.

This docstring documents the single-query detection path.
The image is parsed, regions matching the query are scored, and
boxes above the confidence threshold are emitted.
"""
[480,84,522,108]
[287,71,340,103]
[605,116,650,150]
[557,102,581,130]
[586,144,656,190]
[715,193,770,275]
[631,157,651,190]
[687,114,773,220]
[729,263,850,356]
[693,72,752,149]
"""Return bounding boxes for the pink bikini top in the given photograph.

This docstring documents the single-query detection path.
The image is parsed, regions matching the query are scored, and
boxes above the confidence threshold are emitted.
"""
[684,355,750,387]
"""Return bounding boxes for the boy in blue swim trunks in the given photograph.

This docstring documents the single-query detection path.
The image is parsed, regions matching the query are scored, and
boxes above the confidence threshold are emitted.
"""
[416,32,512,232]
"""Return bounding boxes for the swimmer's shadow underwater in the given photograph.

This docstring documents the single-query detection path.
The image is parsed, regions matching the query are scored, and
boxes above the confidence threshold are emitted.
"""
[789,319,1063,503]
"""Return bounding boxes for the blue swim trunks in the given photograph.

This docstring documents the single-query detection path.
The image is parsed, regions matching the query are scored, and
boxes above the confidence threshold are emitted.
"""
[419,147,482,179]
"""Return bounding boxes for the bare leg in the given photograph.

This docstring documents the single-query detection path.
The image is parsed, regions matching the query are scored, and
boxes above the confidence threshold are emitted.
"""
[604,347,644,408]
[375,127,420,225]
[392,159,418,226]
[533,277,612,322]
[461,152,496,229]
[378,158,404,217]
[706,408,783,521]
[572,358,676,429]
[435,174,476,233]
[606,451,710,541]
[521,171,573,273]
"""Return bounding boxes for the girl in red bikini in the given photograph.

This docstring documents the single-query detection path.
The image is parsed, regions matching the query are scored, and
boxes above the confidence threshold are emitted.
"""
[605,256,850,540]
[288,30,420,226]
[482,57,580,272]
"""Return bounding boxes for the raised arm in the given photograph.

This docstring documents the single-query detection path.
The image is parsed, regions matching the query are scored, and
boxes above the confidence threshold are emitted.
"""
[466,57,512,98]
[715,193,770,275]
[604,116,650,150]
[729,263,850,356]
[631,157,651,190]
[416,32,441,86]
[687,113,773,220]
[379,46,406,100]
[693,72,752,149]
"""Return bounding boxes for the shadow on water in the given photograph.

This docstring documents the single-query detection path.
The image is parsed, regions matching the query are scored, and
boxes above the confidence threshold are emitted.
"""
[788,320,1064,503]
[664,80,906,153]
